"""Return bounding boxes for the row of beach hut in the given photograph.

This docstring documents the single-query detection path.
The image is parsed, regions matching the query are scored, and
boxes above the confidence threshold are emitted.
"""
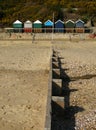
[12,19,85,33]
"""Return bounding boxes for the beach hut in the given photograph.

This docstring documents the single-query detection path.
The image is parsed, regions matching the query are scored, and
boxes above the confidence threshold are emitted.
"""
[75,19,85,33]
[44,20,53,33]
[33,20,42,33]
[24,20,32,33]
[55,20,64,33]
[65,20,75,33]
[13,20,23,33]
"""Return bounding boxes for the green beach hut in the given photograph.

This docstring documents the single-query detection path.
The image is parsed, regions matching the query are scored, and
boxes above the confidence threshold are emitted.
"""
[33,20,42,33]
[65,20,75,33]
[13,20,23,33]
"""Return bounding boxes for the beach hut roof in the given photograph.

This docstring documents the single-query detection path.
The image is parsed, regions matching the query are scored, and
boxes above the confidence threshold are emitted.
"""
[13,20,22,24]
[44,20,53,26]
[65,20,75,24]
[55,19,64,24]
[24,20,32,23]
[76,19,84,24]
[34,20,42,24]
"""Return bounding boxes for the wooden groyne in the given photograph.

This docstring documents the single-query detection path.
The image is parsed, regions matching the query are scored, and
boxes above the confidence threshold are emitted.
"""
[44,51,52,130]
[51,50,65,130]
[44,49,63,130]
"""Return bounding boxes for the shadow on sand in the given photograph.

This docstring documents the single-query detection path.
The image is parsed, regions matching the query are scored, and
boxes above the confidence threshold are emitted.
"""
[51,56,84,130]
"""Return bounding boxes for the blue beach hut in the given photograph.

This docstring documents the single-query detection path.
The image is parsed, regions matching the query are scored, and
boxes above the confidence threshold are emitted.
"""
[44,20,53,33]
[75,19,85,33]
[55,20,64,33]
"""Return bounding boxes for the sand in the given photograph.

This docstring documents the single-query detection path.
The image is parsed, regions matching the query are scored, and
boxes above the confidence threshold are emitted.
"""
[0,41,52,130]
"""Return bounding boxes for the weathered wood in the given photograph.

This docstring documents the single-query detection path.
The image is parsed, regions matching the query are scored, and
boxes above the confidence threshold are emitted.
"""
[44,56,52,130]
[52,57,58,62]
[52,96,64,102]
[52,69,60,79]
[52,79,62,96]
[52,62,59,69]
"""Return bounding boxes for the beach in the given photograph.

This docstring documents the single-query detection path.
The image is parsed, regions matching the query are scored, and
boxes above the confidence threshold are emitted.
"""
[0,39,96,130]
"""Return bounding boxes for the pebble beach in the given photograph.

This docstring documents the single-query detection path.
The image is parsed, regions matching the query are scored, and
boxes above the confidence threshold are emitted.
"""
[53,41,96,130]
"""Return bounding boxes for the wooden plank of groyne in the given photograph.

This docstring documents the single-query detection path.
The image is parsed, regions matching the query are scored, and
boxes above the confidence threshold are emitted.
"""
[52,96,64,102]
[52,62,59,69]
[52,96,64,109]
[52,79,62,96]
[52,53,58,57]
[52,97,65,116]
[52,69,60,79]
[52,57,58,62]
[44,56,52,130]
